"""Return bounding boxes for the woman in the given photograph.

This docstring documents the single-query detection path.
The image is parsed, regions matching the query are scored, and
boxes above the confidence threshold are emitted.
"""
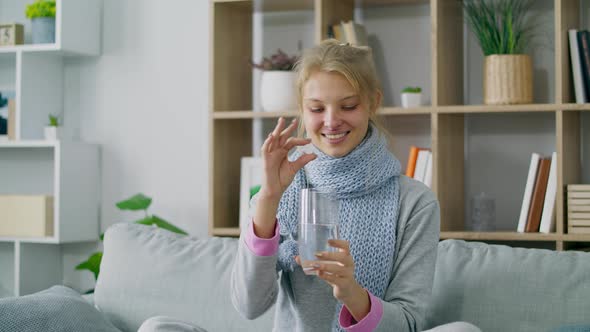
[230,40,480,332]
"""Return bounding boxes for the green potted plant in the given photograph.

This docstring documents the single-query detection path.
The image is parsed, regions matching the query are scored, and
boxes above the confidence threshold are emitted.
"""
[44,113,60,140]
[76,193,188,293]
[462,0,535,105]
[25,0,56,44]
[401,86,422,108]
[251,49,299,112]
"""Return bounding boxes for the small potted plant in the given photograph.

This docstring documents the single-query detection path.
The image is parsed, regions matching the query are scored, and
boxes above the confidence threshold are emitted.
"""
[401,86,422,108]
[44,113,60,140]
[25,0,56,44]
[252,49,299,112]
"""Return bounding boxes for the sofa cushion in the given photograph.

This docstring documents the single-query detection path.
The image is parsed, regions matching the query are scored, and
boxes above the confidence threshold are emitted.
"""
[425,240,590,332]
[94,223,274,332]
[0,285,120,332]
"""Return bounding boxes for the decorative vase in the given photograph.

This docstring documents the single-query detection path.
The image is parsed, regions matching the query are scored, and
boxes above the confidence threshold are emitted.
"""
[260,71,297,112]
[484,54,533,105]
[44,126,60,140]
[32,17,56,44]
[401,93,422,108]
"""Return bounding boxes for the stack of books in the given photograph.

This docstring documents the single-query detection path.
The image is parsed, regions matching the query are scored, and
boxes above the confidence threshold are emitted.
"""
[567,184,590,234]
[517,152,557,233]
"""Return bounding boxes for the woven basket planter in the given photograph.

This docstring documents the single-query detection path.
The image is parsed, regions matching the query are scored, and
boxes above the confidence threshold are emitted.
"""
[484,54,533,105]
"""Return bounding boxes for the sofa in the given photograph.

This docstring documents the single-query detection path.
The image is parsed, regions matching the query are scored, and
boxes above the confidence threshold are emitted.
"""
[83,223,590,332]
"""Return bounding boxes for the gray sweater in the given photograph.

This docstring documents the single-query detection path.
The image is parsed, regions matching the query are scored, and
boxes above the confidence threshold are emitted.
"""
[231,175,440,331]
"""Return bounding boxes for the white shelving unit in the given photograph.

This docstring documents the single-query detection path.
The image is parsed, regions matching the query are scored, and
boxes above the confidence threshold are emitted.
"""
[0,0,102,297]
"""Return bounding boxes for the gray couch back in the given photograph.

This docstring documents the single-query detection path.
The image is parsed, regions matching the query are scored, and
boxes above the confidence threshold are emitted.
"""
[426,240,590,332]
[95,224,590,332]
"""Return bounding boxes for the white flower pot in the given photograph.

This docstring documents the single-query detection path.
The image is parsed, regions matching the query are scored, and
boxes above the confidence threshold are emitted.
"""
[44,126,60,140]
[260,71,297,112]
[401,93,422,108]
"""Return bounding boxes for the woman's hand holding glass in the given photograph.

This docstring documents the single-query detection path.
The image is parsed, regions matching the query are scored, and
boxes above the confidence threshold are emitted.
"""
[296,240,371,322]
[254,118,317,237]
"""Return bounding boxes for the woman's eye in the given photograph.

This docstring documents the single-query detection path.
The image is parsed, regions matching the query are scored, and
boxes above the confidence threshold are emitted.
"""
[310,108,324,113]
[342,105,358,111]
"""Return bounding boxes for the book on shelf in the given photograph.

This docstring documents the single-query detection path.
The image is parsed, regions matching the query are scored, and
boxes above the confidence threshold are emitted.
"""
[413,149,431,185]
[517,153,541,232]
[569,220,590,227]
[568,198,590,205]
[569,227,590,234]
[569,29,587,103]
[568,192,590,199]
[330,20,368,47]
[577,30,590,101]
[567,184,590,191]
[423,152,433,188]
[539,152,557,234]
[525,157,551,233]
[405,145,419,177]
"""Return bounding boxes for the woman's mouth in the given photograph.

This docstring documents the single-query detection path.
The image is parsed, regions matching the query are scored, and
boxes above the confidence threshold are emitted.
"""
[322,131,349,144]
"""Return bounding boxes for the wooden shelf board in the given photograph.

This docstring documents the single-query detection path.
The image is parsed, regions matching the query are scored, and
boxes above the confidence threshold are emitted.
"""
[212,227,241,237]
[562,234,590,242]
[212,103,590,119]
[0,237,59,244]
[380,106,432,115]
[437,104,559,114]
[0,140,57,148]
[440,231,561,241]
[212,0,427,12]
[213,110,298,119]
[212,0,313,12]
[363,0,430,6]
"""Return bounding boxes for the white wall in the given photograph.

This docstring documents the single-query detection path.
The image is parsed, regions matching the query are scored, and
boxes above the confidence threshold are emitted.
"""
[60,0,209,292]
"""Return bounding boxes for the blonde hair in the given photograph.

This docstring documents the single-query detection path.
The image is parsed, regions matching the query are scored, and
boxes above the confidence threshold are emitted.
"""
[293,39,383,136]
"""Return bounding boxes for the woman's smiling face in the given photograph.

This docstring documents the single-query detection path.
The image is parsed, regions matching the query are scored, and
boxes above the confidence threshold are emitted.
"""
[302,70,371,158]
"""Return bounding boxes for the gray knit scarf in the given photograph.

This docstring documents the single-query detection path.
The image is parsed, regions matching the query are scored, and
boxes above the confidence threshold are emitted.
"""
[276,125,401,330]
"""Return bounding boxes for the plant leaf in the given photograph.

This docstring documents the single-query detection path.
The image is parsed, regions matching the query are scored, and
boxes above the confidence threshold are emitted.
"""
[116,193,152,211]
[136,215,188,235]
[75,252,102,281]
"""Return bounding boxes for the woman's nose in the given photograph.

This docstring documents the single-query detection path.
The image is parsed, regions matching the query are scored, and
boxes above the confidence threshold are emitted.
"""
[323,108,342,128]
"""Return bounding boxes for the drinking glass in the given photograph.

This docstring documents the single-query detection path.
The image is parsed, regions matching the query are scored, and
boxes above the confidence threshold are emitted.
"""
[297,188,339,275]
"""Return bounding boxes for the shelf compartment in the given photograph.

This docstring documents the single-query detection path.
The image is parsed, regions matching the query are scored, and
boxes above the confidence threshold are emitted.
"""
[463,112,556,232]
[364,1,432,108]
[210,120,253,231]
[0,141,99,243]
[380,113,431,175]
[211,0,252,112]
[17,242,61,296]
[0,0,101,56]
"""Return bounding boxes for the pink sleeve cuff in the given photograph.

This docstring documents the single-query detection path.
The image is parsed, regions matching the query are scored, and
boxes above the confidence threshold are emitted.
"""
[339,290,383,332]
[244,220,280,256]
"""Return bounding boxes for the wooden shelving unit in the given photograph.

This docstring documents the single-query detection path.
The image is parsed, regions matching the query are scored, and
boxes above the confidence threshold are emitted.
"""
[209,0,590,250]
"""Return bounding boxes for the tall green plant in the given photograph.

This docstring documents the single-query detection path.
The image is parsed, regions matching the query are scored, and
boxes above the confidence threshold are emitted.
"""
[76,193,188,293]
[462,0,535,56]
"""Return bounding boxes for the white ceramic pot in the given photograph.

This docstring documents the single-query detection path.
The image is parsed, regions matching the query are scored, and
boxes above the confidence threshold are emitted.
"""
[401,93,422,108]
[260,71,297,112]
[44,126,60,140]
